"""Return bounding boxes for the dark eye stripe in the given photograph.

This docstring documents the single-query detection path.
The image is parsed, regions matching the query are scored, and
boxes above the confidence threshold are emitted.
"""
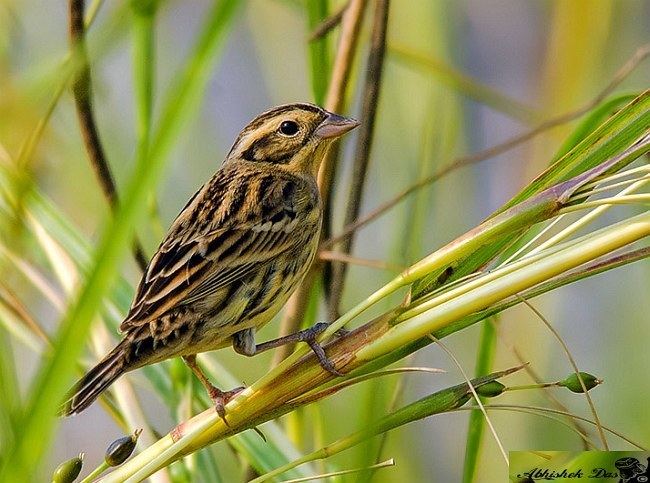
[240,133,306,164]
[240,137,268,161]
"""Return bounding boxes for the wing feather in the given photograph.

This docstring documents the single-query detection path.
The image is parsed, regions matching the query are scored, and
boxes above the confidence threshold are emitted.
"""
[120,167,311,332]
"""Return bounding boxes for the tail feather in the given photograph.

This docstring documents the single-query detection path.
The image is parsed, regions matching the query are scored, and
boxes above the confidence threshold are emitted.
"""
[59,340,129,416]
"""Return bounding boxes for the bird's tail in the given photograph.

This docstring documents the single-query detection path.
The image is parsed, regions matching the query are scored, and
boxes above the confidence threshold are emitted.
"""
[59,339,129,416]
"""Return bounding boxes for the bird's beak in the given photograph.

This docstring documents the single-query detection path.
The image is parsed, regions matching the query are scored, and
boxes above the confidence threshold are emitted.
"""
[314,112,360,139]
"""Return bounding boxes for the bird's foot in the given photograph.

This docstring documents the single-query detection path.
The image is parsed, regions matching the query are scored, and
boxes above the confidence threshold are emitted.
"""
[208,385,246,424]
[246,322,345,376]
[301,322,344,377]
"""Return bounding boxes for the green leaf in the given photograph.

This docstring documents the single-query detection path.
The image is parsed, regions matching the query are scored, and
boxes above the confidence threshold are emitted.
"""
[412,90,650,298]
[550,94,638,163]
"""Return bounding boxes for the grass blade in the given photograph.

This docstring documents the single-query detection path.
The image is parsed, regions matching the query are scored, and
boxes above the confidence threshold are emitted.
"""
[462,318,497,483]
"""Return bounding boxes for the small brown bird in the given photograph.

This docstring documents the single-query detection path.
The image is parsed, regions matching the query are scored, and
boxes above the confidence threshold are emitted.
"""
[62,103,359,417]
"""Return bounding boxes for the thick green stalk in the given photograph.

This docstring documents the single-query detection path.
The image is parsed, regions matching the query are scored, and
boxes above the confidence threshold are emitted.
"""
[358,213,650,361]
[132,0,157,158]
[101,210,650,481]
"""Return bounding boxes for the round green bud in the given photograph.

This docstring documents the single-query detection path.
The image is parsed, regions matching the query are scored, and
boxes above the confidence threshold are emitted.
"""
[52,453,83,483]
[476,381,506,398]
[558,372,601,393]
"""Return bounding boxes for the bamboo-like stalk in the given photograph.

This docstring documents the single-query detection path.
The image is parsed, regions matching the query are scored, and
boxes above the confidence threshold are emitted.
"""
[360,213,650,361]
[101,200,650,480]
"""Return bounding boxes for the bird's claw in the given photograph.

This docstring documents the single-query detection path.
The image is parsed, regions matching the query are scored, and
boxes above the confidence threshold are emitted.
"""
[209,385,245,424]
[303,323,344,377]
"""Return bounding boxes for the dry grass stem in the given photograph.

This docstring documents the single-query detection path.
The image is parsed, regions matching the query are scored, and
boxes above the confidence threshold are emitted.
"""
[515,295,609,449]
[275,0,369,365]
[328,0,390,320]
[308,0,351,42]
[428,335,509,466]
[318,250,402,271]
[494,325,593,449]
[68,0,149,271]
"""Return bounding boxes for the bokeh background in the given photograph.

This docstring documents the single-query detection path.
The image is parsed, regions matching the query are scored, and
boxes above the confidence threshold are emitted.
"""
[1,1,649,481]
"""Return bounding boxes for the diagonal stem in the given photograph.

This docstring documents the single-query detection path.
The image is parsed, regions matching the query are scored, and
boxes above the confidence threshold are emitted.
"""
[322,44,650,250]
[327,0,390,320]
[68,0,149,271]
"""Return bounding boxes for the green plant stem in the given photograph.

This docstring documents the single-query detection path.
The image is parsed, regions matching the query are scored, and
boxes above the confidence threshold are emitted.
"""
[504,383,557,391]
[81,461,110,483]
[360,212,650,361]
[283,459,395,483]
[100,208,650,481]
[249,369,520,483]
[462,318,497,483]
[306,0,330,105]
[132,2,156,151]
[454,405,646,450]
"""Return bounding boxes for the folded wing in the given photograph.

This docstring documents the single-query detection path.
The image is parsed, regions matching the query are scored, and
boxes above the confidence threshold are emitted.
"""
[120,167,309,332]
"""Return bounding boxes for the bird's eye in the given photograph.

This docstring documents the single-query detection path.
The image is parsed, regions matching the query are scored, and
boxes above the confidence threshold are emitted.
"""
[279,120,299,136]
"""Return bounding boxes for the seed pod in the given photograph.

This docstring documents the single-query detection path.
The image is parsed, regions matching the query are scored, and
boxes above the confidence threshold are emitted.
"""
[476,381,506,398]
[52,453,83,483]
[558,372,601,393]
[105,429,142,466]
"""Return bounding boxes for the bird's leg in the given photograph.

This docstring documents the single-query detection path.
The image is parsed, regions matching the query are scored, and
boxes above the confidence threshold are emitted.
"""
[232,323,344,376]
[182,354,244,421]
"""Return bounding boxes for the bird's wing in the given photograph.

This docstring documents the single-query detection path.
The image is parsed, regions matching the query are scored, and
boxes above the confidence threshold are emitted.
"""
[120,169,312,332]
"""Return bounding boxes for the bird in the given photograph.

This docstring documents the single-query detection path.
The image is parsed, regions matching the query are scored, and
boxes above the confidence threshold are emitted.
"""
[61,103,359,417]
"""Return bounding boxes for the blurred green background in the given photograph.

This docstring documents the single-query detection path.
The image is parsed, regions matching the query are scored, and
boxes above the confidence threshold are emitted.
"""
[1,0,649,481]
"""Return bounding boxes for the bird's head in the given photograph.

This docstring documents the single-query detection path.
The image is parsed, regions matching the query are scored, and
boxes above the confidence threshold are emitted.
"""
[226,103,359,176]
